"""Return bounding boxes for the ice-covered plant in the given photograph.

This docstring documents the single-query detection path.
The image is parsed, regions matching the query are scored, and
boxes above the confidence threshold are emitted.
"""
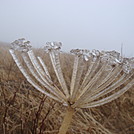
[9,38,134,134]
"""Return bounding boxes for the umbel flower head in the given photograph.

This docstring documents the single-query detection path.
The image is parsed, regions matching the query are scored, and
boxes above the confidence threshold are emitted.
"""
[9,38,134,134]
[11,38,31,52]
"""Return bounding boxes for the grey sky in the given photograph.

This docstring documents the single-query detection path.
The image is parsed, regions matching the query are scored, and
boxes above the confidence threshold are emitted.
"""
[0,0,134,57]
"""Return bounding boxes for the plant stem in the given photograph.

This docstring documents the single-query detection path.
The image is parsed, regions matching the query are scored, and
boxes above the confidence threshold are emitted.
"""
[58,106,74,134]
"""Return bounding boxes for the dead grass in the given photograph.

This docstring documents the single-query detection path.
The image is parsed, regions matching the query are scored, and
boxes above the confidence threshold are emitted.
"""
[0,45,134,134]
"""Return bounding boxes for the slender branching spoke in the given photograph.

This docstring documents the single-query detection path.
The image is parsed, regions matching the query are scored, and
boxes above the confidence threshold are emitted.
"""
[37,56,51,79]
[76,62,106,102]
[22,53,42,82]
[27,50,52,84]
[54,51,69,97]
[72,66,122,108]
[85,72,133,103]
[81,58,100,90]
[80,60,95,88]
[73,63,106,107]
[74,69,125,107]
[71,57,84,102]
[22,52,66,101]
[80,79,134,108]
[97,65,120,88]
[22,53,66,99]
[49,51,69,99]
[88,67,123,98]
[83,59,101,89]
[28,50,46,75]
[26,51,66,100]
[37,56,67,100]
[9,49,62,102]
[78,73,132,105]
[70,56,79,96]
[84,62,106,90]
[74,59,95,101]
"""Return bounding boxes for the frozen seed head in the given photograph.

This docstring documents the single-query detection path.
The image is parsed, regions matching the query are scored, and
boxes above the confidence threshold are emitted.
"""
[11,38,31,52]
[122,64,131,74]
[91,49,101,61]
[122,58,134,74]
[100,50,134,73]
[92,49,100,57]
[44,42,62,52]
[70,48,134,74]
[70,49,122,63]
[100,50,122,65]
[129,57,134,69]
[70,49,90,56]
[70,49,91,61]
[10,38,134,74]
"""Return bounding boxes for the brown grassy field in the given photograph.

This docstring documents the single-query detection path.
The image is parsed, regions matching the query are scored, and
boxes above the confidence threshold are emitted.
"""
[0,44,134,134]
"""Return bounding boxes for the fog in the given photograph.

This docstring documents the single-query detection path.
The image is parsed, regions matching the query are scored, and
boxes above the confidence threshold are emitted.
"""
[0,0,134,57]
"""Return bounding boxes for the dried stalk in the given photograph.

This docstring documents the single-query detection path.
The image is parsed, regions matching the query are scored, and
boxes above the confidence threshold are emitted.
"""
[58,107,75,134]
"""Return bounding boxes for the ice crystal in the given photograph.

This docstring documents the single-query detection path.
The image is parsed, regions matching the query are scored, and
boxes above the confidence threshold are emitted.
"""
[11,38,31,52]
[122,58,134,74]
[130,57,134,69]
[92,49,100,57]
[70,49,90,61]
[44,42,62,52]
[101,50,122,65]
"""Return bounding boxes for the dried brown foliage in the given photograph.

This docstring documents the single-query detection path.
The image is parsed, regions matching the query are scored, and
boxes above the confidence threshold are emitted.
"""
[0,45,134,134]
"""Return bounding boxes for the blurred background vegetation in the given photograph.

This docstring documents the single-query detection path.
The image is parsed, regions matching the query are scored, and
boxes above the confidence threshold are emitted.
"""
[0,43,134,134]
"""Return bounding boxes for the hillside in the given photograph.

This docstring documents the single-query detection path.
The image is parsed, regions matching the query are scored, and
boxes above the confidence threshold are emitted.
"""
[0,45,134,134]
[0,41,10,47]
